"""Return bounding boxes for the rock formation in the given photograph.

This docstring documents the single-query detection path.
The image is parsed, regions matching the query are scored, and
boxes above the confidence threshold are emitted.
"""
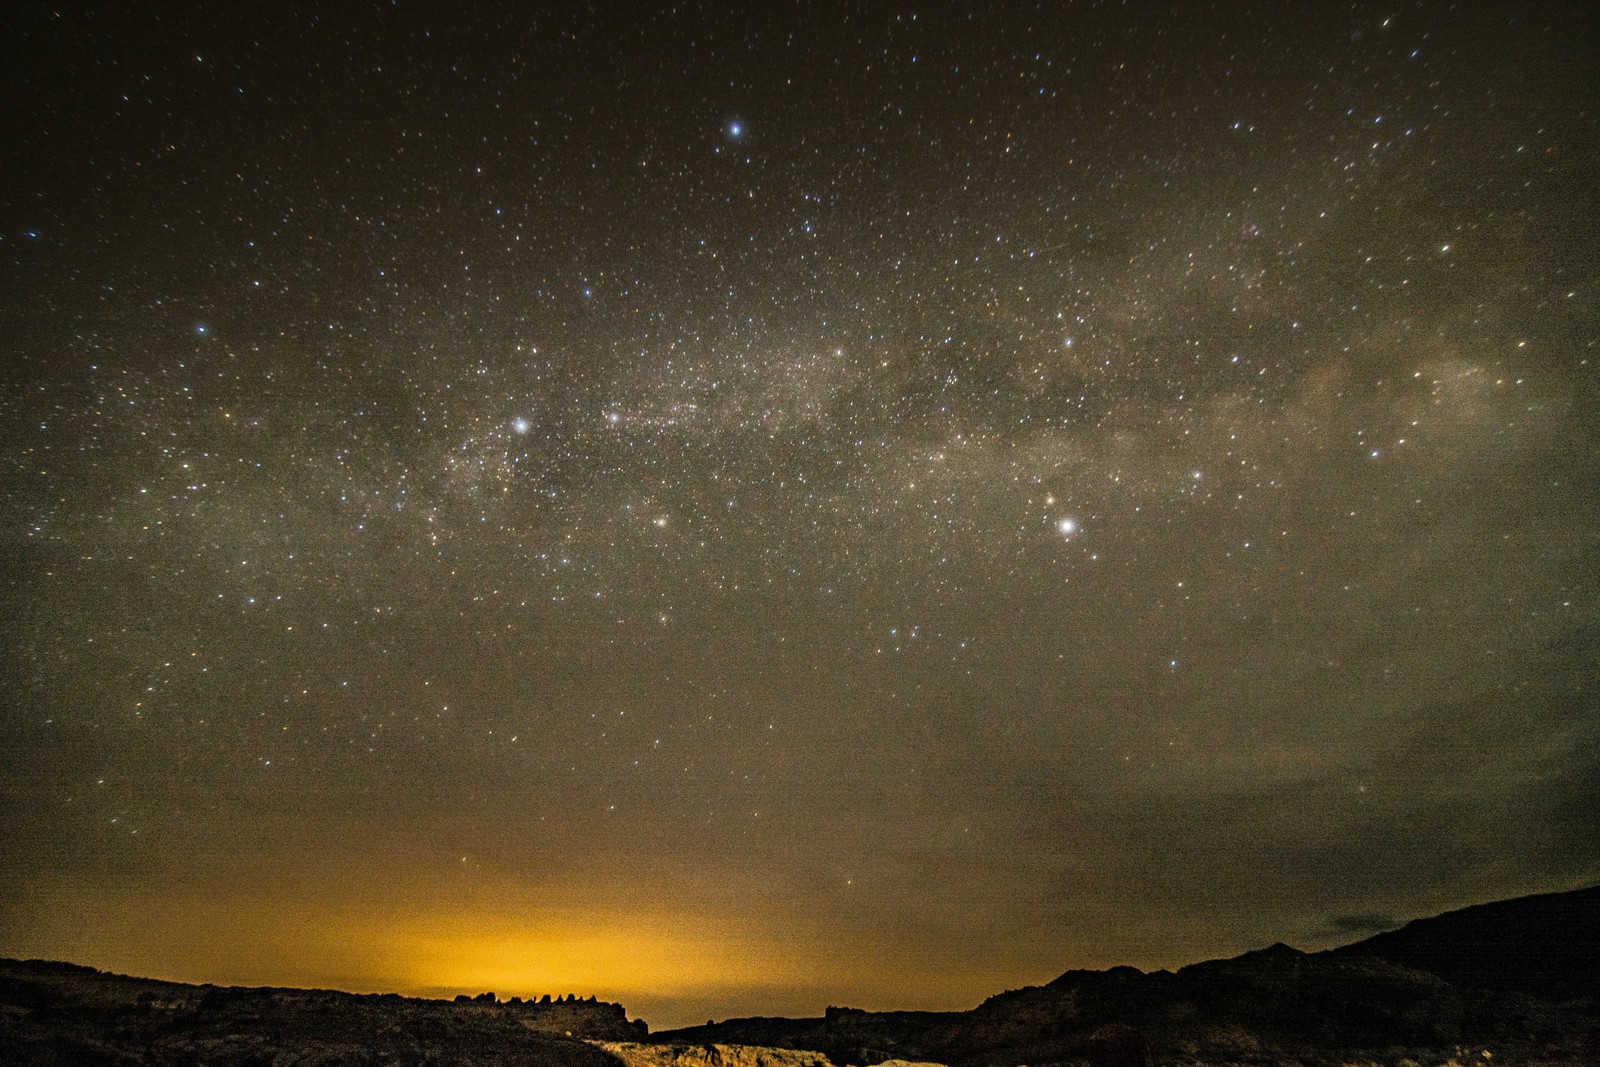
[0,959,643,1065]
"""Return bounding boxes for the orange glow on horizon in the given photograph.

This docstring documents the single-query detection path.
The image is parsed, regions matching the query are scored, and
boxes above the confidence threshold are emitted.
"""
[8,869,1073,1028]
[10,876,829,1021]
[384,909,809,1002]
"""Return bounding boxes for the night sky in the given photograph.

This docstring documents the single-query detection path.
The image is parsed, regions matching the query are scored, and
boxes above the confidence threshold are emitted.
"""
[3,0,1598,1030]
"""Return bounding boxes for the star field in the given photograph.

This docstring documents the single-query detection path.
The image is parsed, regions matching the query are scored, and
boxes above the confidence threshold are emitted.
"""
[3,1,1598,1027]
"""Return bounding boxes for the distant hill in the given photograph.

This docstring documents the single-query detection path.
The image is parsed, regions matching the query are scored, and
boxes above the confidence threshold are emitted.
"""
[658,886,1600,1066]
[2,886,1595,1065]
[1330,884,1600,1002]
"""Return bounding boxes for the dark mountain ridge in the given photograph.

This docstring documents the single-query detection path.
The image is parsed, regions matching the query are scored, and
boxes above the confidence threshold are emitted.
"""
[2,886,1595,1065]
[1326,885,1600,1002]
[658,886,1600,1066]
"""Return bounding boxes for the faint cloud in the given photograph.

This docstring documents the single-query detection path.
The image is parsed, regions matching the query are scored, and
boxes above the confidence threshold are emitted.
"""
[1323,912,1402,940]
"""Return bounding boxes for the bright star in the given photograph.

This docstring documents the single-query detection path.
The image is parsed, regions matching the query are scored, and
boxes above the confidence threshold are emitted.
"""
[1057,518,1078,535]
[511,418,530,434]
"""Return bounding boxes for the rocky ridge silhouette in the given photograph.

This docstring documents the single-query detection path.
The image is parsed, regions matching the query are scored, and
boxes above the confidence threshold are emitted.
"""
[656,886,1599,1066]
[2,885,1595,1065]
[0,958,642,1065]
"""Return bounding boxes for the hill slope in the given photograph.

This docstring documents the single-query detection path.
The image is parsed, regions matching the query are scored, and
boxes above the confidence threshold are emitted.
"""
[1331,885,1600,1002]
[658,886,1600,1066]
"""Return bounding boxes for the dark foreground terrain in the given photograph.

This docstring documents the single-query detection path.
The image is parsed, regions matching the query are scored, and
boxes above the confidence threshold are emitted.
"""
[2,886,1596,1065]
[0,963,642,1065]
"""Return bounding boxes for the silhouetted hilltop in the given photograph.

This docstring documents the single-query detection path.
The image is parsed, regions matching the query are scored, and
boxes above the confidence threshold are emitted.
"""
[658,886,1600,1066]
[659,953,1497,1066]
[0,958,642,1065]
[1331,884,1600,1002]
